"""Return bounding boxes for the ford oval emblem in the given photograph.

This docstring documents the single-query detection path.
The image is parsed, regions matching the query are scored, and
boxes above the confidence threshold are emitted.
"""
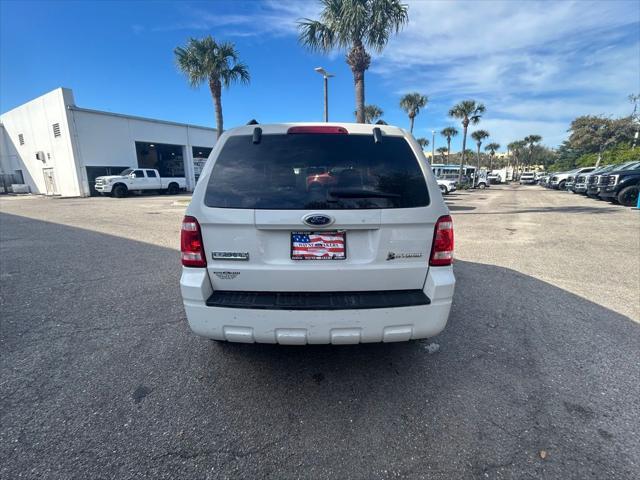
[302,213,334,227]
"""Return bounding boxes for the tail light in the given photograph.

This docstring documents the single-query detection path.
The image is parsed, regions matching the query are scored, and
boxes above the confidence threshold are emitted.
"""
[430,215,454,266]
[181,216,206,267]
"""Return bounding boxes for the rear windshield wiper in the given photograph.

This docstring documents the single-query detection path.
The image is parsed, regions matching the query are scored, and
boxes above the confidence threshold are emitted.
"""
[328,188,400,198]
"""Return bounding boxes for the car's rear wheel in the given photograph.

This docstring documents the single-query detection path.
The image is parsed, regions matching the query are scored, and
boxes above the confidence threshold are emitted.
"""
[617,185,639,207]
[558,180,566,190]
[167,182,179,195]
[477,182,486,190]
[113,184,128,198]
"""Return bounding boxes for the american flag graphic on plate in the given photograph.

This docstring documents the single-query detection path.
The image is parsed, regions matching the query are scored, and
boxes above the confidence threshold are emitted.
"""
[291,231,346,260]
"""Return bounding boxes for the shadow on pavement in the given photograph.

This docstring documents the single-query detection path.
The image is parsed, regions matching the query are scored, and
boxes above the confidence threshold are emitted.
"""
[1,212,638,479]
[446,204,476,211]
[453,205,621,215]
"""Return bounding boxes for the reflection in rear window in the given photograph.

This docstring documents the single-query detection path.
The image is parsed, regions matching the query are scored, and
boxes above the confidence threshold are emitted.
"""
[204,134,429,209]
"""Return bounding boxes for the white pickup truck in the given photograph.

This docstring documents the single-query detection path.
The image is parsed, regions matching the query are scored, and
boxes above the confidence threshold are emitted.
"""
[94,168,186,197]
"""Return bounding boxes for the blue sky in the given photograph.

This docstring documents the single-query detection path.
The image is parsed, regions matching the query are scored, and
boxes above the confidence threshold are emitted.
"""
[1,0,638,151]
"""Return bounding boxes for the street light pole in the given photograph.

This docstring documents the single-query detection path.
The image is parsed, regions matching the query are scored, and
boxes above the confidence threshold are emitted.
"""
[314,67,335,122]
[431,130,436,162]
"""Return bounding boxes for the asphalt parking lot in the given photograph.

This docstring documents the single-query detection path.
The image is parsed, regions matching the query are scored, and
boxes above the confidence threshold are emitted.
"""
[1,185,639,479]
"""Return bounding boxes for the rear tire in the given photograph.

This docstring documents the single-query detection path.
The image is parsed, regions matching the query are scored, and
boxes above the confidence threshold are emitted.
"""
[558,180,566,190]
[617,185,639,207]
[113,184,128,198]
[478,182,486,190]
[167,182,179,195]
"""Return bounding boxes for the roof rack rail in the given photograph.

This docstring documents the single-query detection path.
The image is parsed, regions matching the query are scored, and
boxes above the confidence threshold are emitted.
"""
[246,119,259,125]
[375,120,388,125]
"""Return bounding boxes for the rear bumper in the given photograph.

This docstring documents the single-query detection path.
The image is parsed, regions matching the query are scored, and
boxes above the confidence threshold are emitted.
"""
[180,267,455,344]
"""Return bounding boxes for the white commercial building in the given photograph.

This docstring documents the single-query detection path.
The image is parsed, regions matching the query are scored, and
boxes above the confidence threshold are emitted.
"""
[0,87,216,196]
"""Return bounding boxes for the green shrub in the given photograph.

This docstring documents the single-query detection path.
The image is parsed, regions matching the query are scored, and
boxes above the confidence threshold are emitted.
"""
[577,143,640,167]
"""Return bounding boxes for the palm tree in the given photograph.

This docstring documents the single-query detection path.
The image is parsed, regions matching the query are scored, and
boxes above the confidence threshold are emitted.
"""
[355,104,384,124]
[524,134,542,170]
[484,142,500,172]
[471,130,490,187]
[298,0,408,123]
[175,36,250,138]
[417,138,429,149]
[508,140,527,180]
[399,92,428,133]
[440,127,458,159]
[436,146,448,162]
[449,100,486,183]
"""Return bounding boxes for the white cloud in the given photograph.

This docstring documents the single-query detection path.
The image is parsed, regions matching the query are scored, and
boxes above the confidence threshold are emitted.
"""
[160,0,640,148]
[154,0,321,36]
[372,0,640,146]
[475,118,570,149]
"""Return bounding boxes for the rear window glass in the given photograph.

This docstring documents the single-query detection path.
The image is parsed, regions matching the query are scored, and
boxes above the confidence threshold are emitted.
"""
[204,133,429,209]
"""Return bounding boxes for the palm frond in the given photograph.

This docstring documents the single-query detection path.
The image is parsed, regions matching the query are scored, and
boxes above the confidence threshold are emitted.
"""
[471,130,490,142]
[366,0,409,52]
[399,92,428,116]
[449,100,485,120]
[357,104,384,123]
[416,137,429,148]
[440,127,458,138]
[485,142,500,153]
[298,0,408,53]
[298,19,336,52]
[174,35,250,89]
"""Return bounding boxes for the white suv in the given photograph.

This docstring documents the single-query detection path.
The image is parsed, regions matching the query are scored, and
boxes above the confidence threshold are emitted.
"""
[179,123,455,345]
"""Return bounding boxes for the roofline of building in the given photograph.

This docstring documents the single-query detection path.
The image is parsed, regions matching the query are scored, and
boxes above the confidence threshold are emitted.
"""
[67,105,217,132]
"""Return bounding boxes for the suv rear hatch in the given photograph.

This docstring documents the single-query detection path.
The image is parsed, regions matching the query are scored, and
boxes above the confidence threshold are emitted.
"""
[197,126,437,292]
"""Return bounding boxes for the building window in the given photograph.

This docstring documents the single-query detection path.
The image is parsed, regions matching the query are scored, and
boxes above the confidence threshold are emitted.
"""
[18,133,24,145]
[52,123,61,137]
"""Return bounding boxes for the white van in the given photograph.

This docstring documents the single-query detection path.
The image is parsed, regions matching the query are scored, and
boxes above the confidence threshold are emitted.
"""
[180,123,455,345]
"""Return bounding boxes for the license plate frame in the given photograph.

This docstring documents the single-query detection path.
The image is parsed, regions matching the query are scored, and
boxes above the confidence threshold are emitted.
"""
[291,231,347,261]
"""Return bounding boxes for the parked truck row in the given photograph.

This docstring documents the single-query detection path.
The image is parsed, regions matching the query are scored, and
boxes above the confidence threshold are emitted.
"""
[537,162,640,207]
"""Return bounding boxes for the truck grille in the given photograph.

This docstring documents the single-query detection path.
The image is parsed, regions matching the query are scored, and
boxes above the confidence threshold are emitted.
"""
[95,179,105,187]
[576,175,585,183]
[598,175,609,185]
[588,175,597,185]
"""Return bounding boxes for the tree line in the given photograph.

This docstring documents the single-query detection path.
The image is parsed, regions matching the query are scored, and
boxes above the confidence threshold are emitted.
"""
[172,0,639,180]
